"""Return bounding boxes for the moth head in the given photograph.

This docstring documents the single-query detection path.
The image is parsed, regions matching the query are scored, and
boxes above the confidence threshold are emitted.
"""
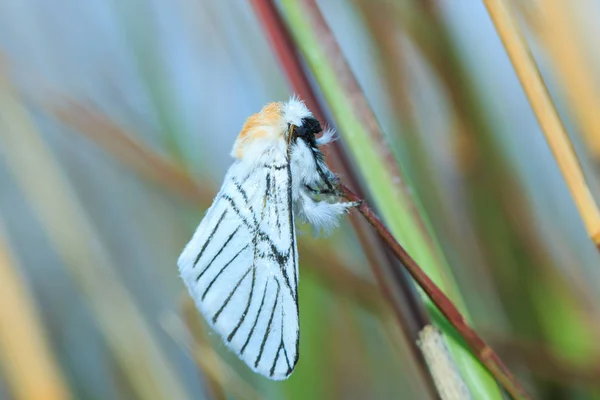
[292,117,322,140]
[231,97,322,159]
[281,97,322,144]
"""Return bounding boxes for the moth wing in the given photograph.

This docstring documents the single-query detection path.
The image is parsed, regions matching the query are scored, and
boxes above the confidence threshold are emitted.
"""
[178,162,299,380]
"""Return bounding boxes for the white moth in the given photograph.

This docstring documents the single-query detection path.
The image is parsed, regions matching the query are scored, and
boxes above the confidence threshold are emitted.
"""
[178,98,353,380]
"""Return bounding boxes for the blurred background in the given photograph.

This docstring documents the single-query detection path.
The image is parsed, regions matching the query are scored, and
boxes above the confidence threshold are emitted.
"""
[1,0,600,399]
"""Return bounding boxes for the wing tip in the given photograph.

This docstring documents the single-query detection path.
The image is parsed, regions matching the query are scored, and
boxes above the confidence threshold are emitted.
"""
[241,345,299,381]
[257,363,297,381]
[267,371,294,381]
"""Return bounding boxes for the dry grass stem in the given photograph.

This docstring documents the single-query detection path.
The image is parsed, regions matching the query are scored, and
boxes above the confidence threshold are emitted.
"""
[483,0,600,247]
[418,326,472,400]
[524,0,600,159]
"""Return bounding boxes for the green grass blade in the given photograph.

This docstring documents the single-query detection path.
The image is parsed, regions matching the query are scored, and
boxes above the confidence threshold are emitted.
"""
[280,1,504,398]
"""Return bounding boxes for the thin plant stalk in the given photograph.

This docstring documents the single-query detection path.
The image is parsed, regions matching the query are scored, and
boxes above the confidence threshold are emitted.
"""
[248,0,433,328]
[483,0,600,249]
[251,1,439,396]
[418,326,472,400]
[340,184,531,399]
[525,0,600,160]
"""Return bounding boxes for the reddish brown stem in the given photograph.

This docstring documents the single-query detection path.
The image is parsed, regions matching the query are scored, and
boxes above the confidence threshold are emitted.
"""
[250,0,432,332]
[251,0,438,396]
[339,183,531,400]
[250,0,323,121]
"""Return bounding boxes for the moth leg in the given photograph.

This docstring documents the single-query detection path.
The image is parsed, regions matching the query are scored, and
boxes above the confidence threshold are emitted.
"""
[304,184,338,196]
[344,200,363,209]
[305,184,361,209]
[297,191,355,232]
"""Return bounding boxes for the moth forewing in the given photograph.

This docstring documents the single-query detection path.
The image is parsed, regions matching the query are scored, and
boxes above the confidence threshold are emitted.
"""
[178,150,299,380]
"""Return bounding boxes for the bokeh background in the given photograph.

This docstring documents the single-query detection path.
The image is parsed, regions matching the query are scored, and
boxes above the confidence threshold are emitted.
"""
[1,0,600,399]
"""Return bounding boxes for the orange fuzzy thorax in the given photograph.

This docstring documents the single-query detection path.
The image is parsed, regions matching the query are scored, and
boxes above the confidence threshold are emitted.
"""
[232,102,287,159]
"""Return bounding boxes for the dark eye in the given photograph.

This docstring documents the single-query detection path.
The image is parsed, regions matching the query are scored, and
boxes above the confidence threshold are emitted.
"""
[295,117,322,137]
[301,117,322,135]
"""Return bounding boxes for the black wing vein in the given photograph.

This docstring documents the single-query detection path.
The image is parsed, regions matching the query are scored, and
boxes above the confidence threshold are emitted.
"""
[241,279,269,355]
[255,281,280,367]
[201,244,250,299]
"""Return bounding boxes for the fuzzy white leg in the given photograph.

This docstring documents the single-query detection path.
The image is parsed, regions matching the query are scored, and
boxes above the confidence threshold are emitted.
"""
[297,191,355,234]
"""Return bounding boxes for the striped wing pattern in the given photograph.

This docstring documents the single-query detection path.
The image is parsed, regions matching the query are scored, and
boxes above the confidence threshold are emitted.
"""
[178,161,299,379]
